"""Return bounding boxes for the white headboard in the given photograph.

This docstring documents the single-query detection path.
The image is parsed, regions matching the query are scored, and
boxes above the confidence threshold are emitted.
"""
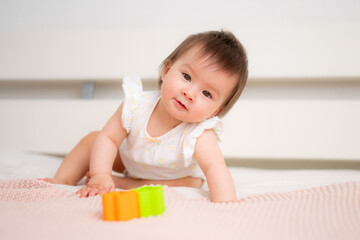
[1,97,359,162]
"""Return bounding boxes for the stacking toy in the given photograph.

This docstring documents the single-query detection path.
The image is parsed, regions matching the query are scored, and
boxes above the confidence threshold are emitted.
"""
[134,185,166,218]
[102,185,165,221]
[102,190,139,221]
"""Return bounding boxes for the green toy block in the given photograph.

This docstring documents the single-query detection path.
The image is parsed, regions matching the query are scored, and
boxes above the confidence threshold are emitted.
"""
[134,185,166,217]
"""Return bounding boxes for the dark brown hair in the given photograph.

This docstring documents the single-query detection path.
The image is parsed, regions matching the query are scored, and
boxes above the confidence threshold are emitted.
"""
[158,30,248,117]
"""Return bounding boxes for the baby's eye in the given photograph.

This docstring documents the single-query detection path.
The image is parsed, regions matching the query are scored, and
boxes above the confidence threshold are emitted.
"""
[202,90,212,98]
[182,73,191,82]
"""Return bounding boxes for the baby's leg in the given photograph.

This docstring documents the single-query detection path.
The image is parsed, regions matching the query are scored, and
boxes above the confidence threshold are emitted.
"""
[49,131,100,185]
[112,176,203,190]
[83,151,201,189]
[49,130,125,186]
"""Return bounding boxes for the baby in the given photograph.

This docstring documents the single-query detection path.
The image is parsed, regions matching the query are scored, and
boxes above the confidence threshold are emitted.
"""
[45,30,248,202]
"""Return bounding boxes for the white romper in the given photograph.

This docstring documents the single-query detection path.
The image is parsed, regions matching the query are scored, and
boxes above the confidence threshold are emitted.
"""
[119,77,223,181]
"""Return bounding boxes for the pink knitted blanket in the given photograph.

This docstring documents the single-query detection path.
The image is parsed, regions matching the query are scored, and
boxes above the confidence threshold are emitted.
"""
[1,179,359,240]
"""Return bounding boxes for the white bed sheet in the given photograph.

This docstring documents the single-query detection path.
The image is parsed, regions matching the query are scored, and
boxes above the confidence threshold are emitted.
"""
[1,149,360,199]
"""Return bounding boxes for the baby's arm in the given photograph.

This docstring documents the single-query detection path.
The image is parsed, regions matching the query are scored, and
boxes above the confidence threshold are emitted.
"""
[77,104,127,197]
[194,130,236,202]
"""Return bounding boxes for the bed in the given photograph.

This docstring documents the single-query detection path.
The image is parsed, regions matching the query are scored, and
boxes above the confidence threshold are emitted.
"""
[1,7,360,237]
[1,75,360,239]
[1,149,360,240]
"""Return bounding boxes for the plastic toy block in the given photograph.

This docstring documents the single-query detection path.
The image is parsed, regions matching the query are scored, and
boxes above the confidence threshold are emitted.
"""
[102,185,165,221]
[102,190,139,221]
[134,185,166,217]
[102,192,117,221]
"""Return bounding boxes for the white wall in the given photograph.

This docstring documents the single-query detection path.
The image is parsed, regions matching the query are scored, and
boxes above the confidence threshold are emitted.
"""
[0,0,359,79]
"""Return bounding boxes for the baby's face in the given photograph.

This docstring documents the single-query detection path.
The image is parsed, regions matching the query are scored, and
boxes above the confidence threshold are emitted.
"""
[160,45,237,123]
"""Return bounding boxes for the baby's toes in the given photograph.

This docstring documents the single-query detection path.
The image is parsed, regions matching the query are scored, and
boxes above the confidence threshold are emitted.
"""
[38,178,55,184]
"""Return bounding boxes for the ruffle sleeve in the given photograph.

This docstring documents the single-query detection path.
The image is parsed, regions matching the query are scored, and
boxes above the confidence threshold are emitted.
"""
[183,117,223,167]
[122,76,143,133]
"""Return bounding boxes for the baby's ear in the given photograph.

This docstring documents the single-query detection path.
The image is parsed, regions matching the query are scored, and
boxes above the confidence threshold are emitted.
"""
[161,60,172,80]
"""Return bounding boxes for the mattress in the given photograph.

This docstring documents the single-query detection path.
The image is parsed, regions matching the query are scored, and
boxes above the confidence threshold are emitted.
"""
[1,149,360,239]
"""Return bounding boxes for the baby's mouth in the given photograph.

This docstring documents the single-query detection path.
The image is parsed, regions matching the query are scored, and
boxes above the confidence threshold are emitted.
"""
[175,99,187,110]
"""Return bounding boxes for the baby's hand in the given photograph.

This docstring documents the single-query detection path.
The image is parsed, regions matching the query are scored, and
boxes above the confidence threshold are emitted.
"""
[85,171,91,185]
[76,173,115,198]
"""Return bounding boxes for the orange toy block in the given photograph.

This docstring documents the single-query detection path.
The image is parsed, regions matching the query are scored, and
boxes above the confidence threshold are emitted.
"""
[102,190,140,221]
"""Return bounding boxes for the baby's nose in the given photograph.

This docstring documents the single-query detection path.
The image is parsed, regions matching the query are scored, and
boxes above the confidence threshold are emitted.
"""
[182,89,194,103]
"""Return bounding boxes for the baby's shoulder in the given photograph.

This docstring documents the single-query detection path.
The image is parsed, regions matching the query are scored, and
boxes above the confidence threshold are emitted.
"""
[194,117,223,138]
[182,117,223,166]
[140,91,160,102]
[122,76,159,104]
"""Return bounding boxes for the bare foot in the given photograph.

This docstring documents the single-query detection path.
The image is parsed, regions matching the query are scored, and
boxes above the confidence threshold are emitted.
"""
[37,178,56,184]
[38,177,78,186]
